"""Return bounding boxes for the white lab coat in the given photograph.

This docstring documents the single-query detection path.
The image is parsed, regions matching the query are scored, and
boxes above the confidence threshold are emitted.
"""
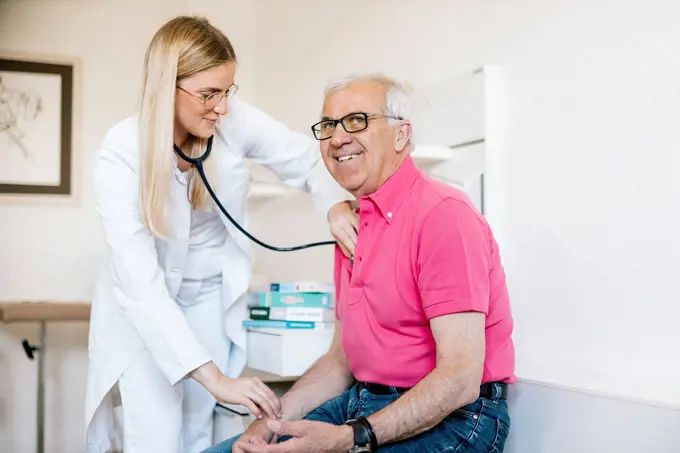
[84,98,348,453]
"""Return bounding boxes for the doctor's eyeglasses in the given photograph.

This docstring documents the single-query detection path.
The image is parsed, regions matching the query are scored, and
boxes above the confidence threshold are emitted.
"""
[177,83,239,110]
[311,112,402,140]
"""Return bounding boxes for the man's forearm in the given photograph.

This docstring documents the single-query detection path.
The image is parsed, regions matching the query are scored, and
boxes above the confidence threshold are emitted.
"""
[367,365,480,445]
[280,349,354,421]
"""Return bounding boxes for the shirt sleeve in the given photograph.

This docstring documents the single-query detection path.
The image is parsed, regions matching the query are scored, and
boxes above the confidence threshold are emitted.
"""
[417,198,492,319]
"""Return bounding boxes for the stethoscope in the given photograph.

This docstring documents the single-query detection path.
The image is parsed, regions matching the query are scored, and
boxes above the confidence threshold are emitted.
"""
[173,135,338,253]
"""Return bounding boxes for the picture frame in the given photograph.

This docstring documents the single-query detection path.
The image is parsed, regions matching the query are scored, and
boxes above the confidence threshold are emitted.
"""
[0,51,81,204]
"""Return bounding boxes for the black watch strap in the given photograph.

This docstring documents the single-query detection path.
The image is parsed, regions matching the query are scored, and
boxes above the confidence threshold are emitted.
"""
[345,417,378,451]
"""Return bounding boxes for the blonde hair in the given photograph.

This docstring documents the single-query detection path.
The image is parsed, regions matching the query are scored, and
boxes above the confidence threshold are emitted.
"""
[138,15,237,238]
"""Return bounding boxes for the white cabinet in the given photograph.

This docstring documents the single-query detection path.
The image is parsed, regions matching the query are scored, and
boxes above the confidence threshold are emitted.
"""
[245,327,334,378]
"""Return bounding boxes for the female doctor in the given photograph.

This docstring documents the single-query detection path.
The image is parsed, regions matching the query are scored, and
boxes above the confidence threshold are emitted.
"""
[84,15,357,453]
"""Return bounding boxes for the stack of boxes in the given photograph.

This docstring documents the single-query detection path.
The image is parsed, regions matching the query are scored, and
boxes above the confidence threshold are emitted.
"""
[243,281,335,331]
[242,280,336,377]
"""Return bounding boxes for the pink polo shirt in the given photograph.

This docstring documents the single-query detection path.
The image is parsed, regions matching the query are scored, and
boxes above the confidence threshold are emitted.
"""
[333,155,515,388]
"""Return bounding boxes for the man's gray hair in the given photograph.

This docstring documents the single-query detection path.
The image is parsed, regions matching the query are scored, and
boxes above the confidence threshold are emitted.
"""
[323,72,415,152]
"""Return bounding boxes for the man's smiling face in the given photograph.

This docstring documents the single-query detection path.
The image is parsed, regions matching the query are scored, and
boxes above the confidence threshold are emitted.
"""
[318,80,405,198]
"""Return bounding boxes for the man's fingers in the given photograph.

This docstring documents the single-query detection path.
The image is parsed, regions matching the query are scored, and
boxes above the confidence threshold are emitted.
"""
[239,442,266,453]
[247,434,268,445]
[235,434,260,453]
[240,441,288,453]
[265,439,296,453]
[233,441,250,453]
[242,436,297,453]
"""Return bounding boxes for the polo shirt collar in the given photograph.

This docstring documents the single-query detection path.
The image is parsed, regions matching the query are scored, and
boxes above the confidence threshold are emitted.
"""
[361,154,420,224]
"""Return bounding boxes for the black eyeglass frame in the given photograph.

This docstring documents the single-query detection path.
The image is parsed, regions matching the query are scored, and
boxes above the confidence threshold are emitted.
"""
[310,112,403,141]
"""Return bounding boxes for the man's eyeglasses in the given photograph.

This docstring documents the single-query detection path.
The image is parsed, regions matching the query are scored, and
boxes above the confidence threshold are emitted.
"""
[310,112,402,141]
[177,84,239,110]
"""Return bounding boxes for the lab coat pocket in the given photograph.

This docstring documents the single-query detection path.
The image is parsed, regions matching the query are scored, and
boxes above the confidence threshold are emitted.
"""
[174,280,202,310]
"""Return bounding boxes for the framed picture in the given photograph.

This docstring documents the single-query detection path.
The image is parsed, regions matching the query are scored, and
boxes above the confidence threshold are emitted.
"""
[0,55,75,198]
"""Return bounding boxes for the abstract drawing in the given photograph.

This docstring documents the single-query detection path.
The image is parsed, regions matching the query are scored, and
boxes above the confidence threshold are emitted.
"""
[0,58,73,195]
[0,75,45,159]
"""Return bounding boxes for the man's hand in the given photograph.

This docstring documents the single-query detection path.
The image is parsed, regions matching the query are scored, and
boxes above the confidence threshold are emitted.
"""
[239,419,354,453]
[232,418,278,453]
[327,201,359,258]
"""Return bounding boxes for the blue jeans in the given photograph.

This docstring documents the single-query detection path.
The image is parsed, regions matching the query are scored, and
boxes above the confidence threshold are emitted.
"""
[203,382,510,452]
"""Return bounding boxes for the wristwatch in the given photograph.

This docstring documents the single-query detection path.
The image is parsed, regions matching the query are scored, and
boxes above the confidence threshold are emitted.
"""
[345,417,377,452]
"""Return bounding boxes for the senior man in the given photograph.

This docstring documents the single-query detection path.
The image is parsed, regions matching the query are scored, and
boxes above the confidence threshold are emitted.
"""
[203,73,515,453]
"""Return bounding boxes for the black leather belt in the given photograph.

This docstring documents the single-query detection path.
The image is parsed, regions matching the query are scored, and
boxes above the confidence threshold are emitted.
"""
[362,381,509,400]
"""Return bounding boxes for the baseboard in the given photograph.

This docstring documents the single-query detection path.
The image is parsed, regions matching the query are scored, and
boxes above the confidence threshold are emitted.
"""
[504,379,680,453]
[515,376,680,411]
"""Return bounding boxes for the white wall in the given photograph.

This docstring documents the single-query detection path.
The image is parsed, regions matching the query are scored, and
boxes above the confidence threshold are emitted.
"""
[253,0,680,407]
[2,0,680,452]
[0,1,262,452]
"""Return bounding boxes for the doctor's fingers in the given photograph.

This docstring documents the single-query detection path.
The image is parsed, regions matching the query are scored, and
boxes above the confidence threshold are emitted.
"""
[347,210,359,230]
[334,225,357,257]
[245,379,282,417]
[246,392,280,420]
[252,377,282,412]
[338,241,353,259]
[236,395,278,421]
[344,219,359,246]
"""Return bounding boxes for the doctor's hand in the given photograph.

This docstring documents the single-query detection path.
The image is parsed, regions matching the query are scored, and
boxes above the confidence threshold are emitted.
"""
[328,201,359,258]
[191,362,282,420]
[217,376,282,420]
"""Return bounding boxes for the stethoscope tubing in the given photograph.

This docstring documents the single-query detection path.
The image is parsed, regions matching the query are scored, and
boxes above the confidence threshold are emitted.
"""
[173,136,336,252]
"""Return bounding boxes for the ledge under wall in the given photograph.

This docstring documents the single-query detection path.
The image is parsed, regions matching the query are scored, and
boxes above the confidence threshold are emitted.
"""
[504,378,680,453]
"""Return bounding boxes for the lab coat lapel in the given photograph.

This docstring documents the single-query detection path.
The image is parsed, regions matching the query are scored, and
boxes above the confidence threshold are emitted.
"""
[212,134,252,258]
[208,133,251,371]
[160,171,192,298]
